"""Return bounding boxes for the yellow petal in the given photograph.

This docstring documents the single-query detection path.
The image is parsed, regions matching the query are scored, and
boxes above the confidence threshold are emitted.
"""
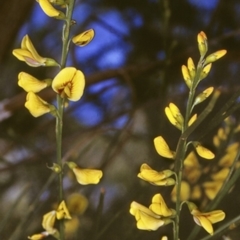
[153,136,175,159]
[42,211,56,234]
[136,211,165,231]
[200,63,212,80]
[38,0,62,17]
[203,181,223,200]
[187,57,196,80]
[171,181,190,202]
[149,194,175,217]
[72,29,95,47]
[25,92,51,117]
[193,214,213,235]
[194,143,215,159]
[211,168,229,180]
[18,72,48,92]
[28,232,49,239]
[182,65,192,88]
[205,210,225,224]
[52,67,85,101]
[72,167,103,185]
[188,113,197,126]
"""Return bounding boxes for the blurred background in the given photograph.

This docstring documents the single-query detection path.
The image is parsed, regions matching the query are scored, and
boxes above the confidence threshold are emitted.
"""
[0,0,240,239]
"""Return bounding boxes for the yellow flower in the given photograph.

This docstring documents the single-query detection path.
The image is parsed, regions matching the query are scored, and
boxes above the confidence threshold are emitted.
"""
[153,136,175,159]
[28,232,49,240]
[171,181,190,202]
[42,211,57,235]
[72,29,95,47]
[165,103,184,130]
[205,50,227,65]
[184,151,201,184]
[130,201,166,231]
[64,216,80,239]
[137,163,175,186]
[191,208,225,235]
[149,194,175,217]
[193,142,215,159]
[203,181,224,200]
[52,67,85,101]
[25,92,54,117]
[18,72,50,92]
[56,200,72,220]
[12,35,58,67]
[197,31,208,56]
[67,162,103,185]
[38,0,65,18]
[67,193,88,215]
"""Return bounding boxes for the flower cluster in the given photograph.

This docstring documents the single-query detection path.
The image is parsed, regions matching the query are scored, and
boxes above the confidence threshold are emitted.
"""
[28,201,71,239]
[130,193,174,231]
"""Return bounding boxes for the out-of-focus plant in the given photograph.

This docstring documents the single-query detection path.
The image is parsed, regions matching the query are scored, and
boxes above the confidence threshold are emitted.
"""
[12,0,102,239]
[130,31,240,239]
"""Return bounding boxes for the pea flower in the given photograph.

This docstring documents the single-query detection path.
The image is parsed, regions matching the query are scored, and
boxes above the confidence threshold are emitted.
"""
[56,200,72,220]
[182,65,192,88]
[12,35,59,67]
[72,29,95,47]
[25,92,55,117]
[203,181,223,200]
[165,103,184,131]
[153,136,175,159]
[137,163,175,186]
[130,201,170,231]
[18,72,51,93]
[37,0,65,18]
[67,161,103,185]
[187,202,225,235]
[52,67,85,101]
[149,194,176,217]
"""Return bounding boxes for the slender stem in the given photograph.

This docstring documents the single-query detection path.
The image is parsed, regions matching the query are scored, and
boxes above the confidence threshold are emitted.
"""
[56,1,75,239]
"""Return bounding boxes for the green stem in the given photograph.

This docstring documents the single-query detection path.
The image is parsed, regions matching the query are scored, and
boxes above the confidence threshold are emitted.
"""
[56,1,75,239]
